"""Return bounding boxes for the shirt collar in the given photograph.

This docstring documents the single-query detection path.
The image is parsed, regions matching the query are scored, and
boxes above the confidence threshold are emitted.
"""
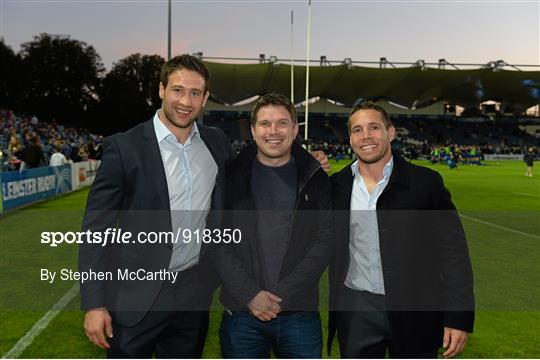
[153,110,200,144]
[351,156,394,181]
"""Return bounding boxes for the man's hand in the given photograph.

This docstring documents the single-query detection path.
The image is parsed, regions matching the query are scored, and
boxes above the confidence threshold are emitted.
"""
[84,307,113,349]
[310,150,330,173]
[442,327,468,358]
[248,291,282,321]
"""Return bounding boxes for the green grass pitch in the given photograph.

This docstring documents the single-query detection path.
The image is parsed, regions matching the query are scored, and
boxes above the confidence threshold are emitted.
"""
[0,160,538,358]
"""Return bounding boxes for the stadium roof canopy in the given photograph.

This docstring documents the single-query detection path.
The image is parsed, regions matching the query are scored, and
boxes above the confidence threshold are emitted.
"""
[203,61,540,111]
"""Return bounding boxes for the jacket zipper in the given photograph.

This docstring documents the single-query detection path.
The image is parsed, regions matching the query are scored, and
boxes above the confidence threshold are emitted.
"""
[282,166,320,280]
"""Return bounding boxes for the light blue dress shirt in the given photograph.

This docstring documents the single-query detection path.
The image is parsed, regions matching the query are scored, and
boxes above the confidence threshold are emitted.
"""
[153,112,218,272]
[344,157,393,295]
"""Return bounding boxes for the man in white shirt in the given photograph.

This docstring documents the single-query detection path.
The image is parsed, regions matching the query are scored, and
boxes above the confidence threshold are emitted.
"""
[49,145,68,166]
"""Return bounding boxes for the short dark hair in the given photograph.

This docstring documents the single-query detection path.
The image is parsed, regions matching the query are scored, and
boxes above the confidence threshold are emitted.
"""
[348,102,392,132]
[160,54,210,92]
[251,93,297,126]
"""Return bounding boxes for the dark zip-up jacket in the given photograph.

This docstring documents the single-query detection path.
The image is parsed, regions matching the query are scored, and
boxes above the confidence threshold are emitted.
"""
[211,142,333,312]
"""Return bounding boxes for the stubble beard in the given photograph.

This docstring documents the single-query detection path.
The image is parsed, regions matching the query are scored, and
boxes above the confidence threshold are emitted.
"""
[162,105,198,130]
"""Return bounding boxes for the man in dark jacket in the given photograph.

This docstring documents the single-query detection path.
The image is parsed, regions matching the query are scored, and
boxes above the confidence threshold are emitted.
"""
[212,93,332,358]
[329,102,474,358]
[23,135,44,168]
[80,54,233,358]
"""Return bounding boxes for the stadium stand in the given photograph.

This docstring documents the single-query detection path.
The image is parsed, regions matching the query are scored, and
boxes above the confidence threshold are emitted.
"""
[201,110,539,160]
[0,109,103,172]
[2,108,538,172]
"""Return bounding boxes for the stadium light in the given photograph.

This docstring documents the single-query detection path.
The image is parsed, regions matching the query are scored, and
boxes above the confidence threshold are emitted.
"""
[483,61,495,70]
[414,59,426,70]
[320,55,327,66]
[353,97,366,107]
[438,59,446,69]
[342,57,352,69]
[379,57,396,69]
[192,52,203,59]
[259,54,266,63]
[269,55,277,64]
[489,60,521,71]
[483,60,507,72]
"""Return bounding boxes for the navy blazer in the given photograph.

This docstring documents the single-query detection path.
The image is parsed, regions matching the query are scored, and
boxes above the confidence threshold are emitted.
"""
[79,118,233,326]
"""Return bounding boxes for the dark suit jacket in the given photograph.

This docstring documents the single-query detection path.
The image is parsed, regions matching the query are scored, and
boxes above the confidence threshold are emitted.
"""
[329,155,474,355]
[212,142,333,312]
[79,118,233,327]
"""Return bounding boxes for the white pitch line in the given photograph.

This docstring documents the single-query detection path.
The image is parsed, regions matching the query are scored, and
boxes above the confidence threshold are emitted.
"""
[513,192,540,198]
[459,214,540,240]
[2,283,79,359]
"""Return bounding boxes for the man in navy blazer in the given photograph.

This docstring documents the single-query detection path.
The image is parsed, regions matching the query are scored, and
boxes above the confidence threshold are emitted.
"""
[79,54,232,358]
[328,102,474,358]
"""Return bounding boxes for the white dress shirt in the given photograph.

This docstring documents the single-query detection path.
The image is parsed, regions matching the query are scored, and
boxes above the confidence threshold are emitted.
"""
[345,157,393,295]
[153,111,218,272]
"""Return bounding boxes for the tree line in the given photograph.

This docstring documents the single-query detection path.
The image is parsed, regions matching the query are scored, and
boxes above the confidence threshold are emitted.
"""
[1,33,165,134]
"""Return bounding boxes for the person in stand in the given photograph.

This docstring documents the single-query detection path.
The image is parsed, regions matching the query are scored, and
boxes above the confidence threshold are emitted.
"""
[22,135,44,169]
[49,144,68,166]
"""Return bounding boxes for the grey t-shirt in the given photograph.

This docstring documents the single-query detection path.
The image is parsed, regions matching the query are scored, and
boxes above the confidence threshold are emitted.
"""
[251,157,297,290]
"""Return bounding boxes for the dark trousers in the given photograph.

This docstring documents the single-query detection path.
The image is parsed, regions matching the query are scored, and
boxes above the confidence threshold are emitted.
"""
[107,268,211,358]
[219,311,322,358]
[336,286,438,359]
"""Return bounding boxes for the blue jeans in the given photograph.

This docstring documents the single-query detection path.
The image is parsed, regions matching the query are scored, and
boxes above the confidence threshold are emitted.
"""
[219,311,322,358]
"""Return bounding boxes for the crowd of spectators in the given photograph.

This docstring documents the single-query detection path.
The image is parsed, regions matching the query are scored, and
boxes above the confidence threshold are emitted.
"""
[303,140,352,162]
[212,111,539,158]
[0,109,103,172]
[1,108,538,172]
[304,115,539,164]
[391,117,538,156]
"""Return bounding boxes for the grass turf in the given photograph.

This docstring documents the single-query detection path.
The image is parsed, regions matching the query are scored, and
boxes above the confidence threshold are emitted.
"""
[0,160,538,358]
